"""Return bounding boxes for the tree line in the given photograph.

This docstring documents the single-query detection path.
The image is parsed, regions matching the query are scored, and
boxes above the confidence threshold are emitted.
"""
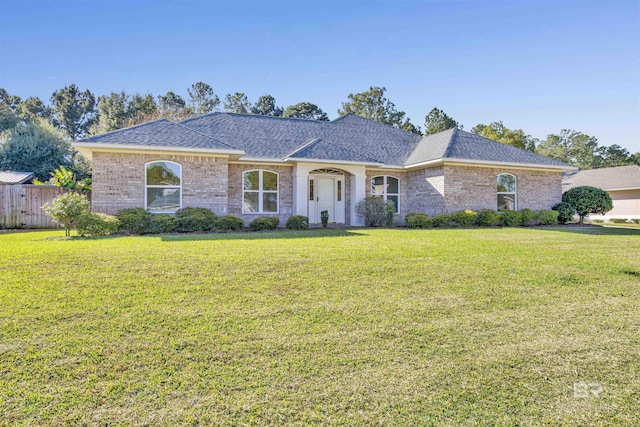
[0,84,637,181]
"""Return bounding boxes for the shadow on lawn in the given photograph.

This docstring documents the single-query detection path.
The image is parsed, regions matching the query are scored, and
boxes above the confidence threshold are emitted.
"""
[536,225,640,236]
[159,228,367,242]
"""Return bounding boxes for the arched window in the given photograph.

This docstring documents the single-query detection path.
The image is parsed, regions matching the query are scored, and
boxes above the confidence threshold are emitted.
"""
[145,161,182,213]
[371,175,400,213]
[497,173,517,210]
[243,170,279,213]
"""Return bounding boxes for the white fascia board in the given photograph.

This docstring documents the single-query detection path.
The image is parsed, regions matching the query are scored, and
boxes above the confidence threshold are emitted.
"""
[236,157,287,163]
[284,157,383,167]
[601,187,640,192]
[404,158,576,172]
[72,142,245,156]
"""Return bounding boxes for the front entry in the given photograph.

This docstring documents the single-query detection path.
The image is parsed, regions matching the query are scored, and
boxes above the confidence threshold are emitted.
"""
[308,170,346,224]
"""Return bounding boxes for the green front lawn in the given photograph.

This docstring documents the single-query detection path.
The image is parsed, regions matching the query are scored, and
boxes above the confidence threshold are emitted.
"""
[1,227,639,425]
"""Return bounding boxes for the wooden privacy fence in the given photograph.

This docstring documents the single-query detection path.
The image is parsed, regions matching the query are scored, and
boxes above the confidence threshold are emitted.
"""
[0,185,69,229]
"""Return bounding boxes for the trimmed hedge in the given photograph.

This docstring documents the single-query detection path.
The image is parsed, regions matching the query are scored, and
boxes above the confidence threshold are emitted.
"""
[250,217,280,231]
[148,214,179,234]
[519,208,537,226]
[536,210,558,225]
[286,215,309,230]
[475,209,500,226]
[500,210,522,227]
[552,202,576,224]
[117,208,152,235]
[609,218,629,224]
[217,216,244,231]
[449,209,477,226]
[431,214,451,228]
[175,207,218,232]
[405,212,431,229]
[76,213,120,237]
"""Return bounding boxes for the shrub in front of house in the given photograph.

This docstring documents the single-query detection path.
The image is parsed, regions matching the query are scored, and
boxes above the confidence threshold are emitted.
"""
[286,215,309,230]
[500,210,522,226]
[175,207,218,232]
[250,217,280,231]
[632,219,640,224]
[519,208,537,226]
[148,214,179,234]
[552,202,576,224]
[217,215,244,231]
[117,208,152,235]
[449,209,478,227]
[562,186,613,224]
[356,196,392,227]
[591,219,604,224]
[474,209,501,226]
[535,210,558,225]
[76,212,120,237]
[431,214,451,227]
[43,192,91,237]
[609,218,629,224]
[405,212,431,229]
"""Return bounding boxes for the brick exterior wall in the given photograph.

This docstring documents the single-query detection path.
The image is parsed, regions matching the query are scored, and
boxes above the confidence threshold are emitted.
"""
[443,165,562,212]
[406,166,445,216]
[91,152,229,215]
[227,163,294,225]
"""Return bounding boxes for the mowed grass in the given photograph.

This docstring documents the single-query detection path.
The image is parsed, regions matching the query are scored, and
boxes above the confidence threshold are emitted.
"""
[1,227,639,426]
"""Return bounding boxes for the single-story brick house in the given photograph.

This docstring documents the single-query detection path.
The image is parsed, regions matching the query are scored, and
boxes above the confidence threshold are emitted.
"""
[73,113,575,225]
[563,165,640,220]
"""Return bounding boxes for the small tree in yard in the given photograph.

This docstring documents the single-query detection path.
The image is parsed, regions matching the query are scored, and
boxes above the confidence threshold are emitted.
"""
[44,192,90,236]
[562,186,613,225]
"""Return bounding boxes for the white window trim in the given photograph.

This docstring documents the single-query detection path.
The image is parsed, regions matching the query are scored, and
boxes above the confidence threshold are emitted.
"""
[497,173,517,210]
[144,161,182,213]
[242,169,280,214]
[371,175,400,213]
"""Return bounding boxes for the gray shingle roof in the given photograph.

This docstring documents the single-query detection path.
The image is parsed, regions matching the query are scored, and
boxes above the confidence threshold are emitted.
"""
[77,112,572,169]
[0,171,34,184]
[563,165,640,191]
[79,119,236,150]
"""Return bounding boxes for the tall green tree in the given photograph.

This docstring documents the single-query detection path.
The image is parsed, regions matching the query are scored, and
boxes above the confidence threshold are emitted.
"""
[16,97,52,122]
[597,144,633,168]
[158,91,193,121]
[283,102,329,121]
[93,91,130,134]
[251,94,283,116]
[127,93,159,125]
[0,88,21,110]
[471,121,536,151]
[0,109,19,133]
[0,118,72,180]
[223,92,252,114]
[424,107,459,135]
[187,82,220,115]
[50,84,96,139]
[537,130,601,169]
[338,86,420,134]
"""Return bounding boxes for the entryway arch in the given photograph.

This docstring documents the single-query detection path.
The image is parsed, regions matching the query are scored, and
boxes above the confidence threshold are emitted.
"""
[308,168,346,224]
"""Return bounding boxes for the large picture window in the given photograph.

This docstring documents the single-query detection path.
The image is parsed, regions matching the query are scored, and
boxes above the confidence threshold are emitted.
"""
[146,161,181,213]
[497,173,517,210]
[243,170,279,213]
[371,175,399,213]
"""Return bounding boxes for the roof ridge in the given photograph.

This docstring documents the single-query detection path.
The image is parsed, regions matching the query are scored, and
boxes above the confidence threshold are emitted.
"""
[78,118,171,142]
[219,112,328,123]
[174,122,240,150]
[442,127,458,158]
[284,138,322,158]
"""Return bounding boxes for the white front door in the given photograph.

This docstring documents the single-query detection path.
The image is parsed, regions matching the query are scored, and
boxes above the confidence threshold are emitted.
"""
[308,174,345,224]
[317,178,335,222]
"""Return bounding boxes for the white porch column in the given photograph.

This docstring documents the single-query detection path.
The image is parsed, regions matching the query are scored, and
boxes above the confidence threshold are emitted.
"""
[350,173,367,226]
[293,164,311,217]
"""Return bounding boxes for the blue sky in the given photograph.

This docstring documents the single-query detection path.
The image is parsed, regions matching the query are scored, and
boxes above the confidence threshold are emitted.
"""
[0,0,638,152]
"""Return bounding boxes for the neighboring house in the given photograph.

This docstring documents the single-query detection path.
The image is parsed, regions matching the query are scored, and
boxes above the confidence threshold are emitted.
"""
[73,113,575,226]
[563,165,640,220]
[0,171,35,185]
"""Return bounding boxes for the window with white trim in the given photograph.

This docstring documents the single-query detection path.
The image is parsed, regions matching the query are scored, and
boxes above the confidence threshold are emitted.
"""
[243,170,279,213]
[371,175,399,213]
[145,161,181,213]
[497,173,517,210]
